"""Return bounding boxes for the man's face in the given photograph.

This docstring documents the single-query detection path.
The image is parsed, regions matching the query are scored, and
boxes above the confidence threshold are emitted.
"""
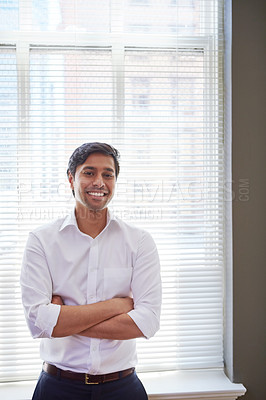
[68,152,116,212]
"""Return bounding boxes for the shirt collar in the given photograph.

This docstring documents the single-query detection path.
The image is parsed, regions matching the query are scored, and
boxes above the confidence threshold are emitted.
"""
[59,207,115,233]
[59,208,77,232]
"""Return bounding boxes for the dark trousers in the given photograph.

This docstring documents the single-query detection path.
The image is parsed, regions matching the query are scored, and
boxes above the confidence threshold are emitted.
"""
[32,370,148,400]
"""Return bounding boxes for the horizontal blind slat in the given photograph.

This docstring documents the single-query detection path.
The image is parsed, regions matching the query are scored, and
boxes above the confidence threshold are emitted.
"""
[0,0,225,382]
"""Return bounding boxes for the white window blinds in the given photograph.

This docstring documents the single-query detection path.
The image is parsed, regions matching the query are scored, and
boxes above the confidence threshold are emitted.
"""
[0,0,225,382]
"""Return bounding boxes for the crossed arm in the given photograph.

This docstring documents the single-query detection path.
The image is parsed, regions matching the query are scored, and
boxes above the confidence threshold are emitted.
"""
[51,295,144,340]
[21,230,161,341]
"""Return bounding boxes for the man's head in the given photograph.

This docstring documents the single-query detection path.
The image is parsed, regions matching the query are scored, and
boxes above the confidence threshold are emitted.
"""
[67,142,120,212]
[67,142,120,179]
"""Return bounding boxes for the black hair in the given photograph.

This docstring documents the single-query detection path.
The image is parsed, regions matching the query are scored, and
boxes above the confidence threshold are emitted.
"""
[67,142,120,179]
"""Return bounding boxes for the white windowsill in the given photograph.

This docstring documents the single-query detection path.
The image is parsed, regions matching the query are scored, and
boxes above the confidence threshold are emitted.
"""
[0,370,246,400]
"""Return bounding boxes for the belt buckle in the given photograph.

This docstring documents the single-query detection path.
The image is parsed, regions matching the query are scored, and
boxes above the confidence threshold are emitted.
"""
[85,374,99,385]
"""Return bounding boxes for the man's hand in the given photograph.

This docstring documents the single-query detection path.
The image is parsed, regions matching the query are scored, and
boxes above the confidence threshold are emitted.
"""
[112,296,134,314]
[52,295,64,306]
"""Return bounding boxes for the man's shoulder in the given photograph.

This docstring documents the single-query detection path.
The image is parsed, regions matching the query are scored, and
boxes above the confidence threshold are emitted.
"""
[112,214,142,231]
[31,215,69,237]
[111,214,151,240]
[111,216,158,256]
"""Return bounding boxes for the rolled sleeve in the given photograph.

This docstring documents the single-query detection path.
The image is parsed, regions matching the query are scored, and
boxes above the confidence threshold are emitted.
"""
[128,306,160,339]
[128,230,162,339]
[35,303,61,338]
[20,233,60,339]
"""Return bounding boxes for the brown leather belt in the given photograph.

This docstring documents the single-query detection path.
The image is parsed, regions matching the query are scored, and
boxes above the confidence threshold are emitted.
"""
[43,362,135,385]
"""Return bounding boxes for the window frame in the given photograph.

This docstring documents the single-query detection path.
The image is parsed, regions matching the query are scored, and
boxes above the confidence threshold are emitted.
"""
[0,0,246,397]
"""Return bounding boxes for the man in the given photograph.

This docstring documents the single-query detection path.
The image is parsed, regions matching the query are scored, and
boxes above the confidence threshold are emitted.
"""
[21,142,162,400]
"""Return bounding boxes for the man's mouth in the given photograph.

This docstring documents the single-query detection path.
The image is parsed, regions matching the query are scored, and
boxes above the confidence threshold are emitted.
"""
[86,191,107,197]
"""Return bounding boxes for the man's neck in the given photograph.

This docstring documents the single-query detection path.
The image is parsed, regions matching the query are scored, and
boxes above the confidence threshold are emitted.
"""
[75,206,108,238]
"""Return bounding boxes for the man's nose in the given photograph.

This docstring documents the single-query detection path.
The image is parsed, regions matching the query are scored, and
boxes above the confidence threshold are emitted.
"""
[92,174,104,187]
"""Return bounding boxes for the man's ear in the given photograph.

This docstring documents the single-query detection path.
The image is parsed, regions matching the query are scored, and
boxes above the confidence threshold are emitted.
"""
[68,172,75,197]
[68,171,74,190]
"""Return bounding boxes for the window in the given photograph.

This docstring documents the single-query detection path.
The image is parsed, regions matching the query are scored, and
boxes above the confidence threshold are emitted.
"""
[0,0,225,382]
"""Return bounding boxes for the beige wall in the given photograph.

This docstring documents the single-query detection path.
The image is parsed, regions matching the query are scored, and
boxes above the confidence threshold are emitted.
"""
[232,0,266,399]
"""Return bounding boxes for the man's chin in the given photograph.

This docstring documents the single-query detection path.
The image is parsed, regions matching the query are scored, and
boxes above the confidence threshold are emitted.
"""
[85,201,110,214]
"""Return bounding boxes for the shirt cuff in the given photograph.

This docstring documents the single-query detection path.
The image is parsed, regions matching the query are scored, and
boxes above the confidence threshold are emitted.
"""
[35,303,61,338]
[127,308,160,340]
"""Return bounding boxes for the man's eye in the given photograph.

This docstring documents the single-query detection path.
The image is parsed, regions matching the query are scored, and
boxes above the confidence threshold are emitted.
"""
[84,171,93,176]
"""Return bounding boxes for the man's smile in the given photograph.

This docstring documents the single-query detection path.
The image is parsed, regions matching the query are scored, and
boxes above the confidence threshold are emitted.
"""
[86,191,107,197]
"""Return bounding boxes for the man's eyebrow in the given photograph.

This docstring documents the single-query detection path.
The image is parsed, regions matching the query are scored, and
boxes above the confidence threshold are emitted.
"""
[82,166,115,173]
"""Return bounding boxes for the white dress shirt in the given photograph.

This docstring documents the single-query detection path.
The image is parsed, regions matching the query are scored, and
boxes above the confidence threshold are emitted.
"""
[20,209,161,374]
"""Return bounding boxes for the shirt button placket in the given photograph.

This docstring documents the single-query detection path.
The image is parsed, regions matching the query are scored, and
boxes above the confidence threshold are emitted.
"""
[87,240,100,373]
[87,240,98,303]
